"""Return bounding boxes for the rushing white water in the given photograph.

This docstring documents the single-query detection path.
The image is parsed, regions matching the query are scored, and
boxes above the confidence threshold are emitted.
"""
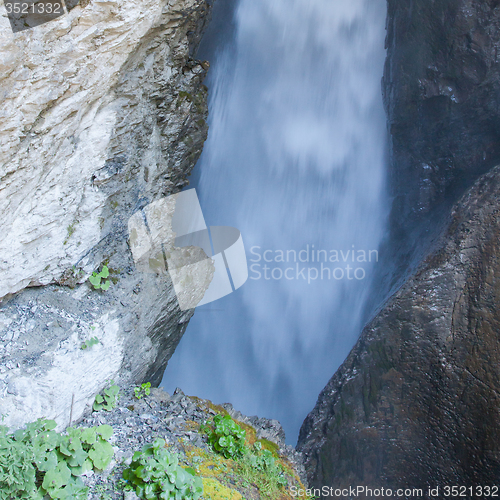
[162,0,388,443]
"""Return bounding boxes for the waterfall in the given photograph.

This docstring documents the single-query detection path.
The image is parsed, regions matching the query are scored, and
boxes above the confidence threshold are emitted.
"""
[162,0,388,443]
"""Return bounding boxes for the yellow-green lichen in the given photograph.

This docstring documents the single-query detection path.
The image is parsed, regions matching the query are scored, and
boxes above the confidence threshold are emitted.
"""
[181,397,312,500]
[201,478,242,500]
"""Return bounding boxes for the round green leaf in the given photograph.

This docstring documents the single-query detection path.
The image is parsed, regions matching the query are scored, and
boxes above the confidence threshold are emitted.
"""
[88,441,113,470]
[96,425,113,441]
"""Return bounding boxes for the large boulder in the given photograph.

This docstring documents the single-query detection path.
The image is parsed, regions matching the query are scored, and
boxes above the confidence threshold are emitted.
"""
[298,164,500,492]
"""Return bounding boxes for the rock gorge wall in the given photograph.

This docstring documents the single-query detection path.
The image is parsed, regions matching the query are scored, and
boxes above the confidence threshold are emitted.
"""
[0,0,212,430]
[378,0,500,293]
[298,0,500,494]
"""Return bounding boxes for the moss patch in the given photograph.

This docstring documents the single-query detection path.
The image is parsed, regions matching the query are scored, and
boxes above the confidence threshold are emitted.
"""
[258,438,280,457]
[201,478,242,500]
[187,396,229,416]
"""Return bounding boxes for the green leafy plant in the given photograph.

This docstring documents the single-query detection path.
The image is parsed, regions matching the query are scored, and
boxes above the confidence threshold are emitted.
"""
[246,443,287,486]
[123,438,203,500]
[0,419,114,500]
[233,442,288,499]
[206,414,246,459]
[80,336,100,350]
[134,382,151,400]
[89,265,110,291]
[247,442,274,469]
[93,381,120,412]
[63,222,78,245]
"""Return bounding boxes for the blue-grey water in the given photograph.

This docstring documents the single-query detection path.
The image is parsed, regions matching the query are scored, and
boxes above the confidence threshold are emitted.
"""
[161,0,388,444]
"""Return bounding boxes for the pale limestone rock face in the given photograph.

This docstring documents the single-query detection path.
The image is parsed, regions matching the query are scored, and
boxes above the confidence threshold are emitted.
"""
[3,312,123,431]
[0,0,203,298]
[0,0,212,429]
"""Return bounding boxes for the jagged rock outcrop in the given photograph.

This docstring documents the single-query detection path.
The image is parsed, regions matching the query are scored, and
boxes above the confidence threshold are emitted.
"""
[0,0,212,430]
[298,163,500,495]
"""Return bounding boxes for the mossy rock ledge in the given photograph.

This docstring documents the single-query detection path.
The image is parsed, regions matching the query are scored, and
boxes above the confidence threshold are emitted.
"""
[68,386,309,499]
